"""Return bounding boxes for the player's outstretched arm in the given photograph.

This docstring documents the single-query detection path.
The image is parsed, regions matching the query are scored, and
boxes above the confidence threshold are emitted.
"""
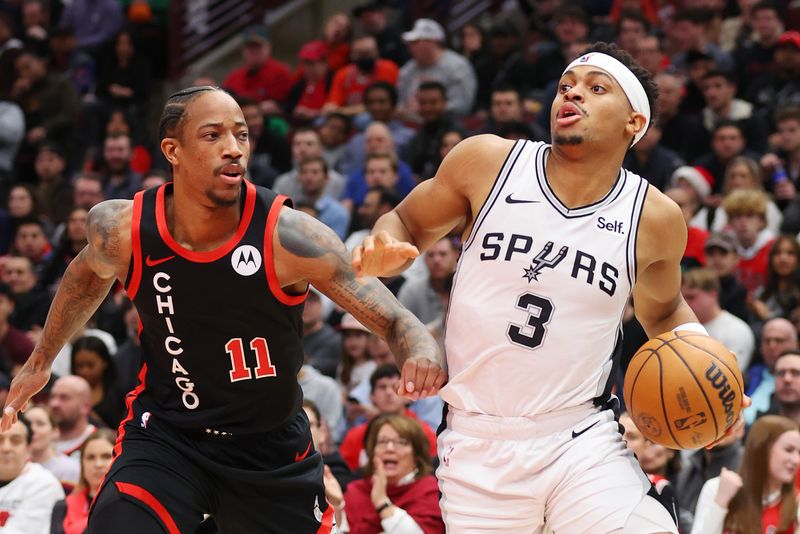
[353,134,513,277]
[1,200,132,430]
[273,207,445,399]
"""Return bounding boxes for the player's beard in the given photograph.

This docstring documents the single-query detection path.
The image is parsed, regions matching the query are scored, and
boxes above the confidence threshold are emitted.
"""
[553,134,584,145]
[205,186,240,207]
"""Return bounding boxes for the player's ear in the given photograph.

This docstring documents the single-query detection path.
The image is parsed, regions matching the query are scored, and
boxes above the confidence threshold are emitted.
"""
[161,138,179,167]
[626,112,647,139]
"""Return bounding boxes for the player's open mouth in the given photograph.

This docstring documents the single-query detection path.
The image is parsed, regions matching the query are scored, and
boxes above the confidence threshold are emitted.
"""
[218,164,244,184]
[556,104,582,127]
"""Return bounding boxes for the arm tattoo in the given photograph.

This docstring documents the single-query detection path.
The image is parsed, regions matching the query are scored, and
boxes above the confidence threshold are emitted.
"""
[278,209,442,367]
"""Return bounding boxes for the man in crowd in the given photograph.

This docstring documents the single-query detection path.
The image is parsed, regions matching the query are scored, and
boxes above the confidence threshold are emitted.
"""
[48,375,96,457]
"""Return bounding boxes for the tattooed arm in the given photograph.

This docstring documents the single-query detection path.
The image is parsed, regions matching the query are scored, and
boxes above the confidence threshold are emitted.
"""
[272,206,446,398]
[1,200,132,430]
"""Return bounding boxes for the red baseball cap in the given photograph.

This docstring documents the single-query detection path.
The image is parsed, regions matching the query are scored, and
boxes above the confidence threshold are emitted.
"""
[777,31,800,49]
[298,40,327,61]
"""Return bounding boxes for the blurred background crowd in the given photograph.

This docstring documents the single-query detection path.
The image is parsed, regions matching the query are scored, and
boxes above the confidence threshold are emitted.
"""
[1,0,800,532]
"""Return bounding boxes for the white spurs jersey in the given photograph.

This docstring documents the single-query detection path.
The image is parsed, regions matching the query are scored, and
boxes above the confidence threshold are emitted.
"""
[442,140,649,417]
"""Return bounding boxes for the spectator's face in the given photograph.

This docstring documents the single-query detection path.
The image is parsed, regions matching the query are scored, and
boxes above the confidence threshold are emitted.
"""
[25,406,56,455]
[752,8,781,41]
[728,213,764,247]
[632,125,660,153]
[774,46,800,75]
[351,37,379,63]
[725,162,757,191]
[761,320,799,370]
[680,285,718,321]
[303,406,322,448]
[425,239,458,281]
[364,126,394,154]
[489,33,517,56]
[408,40,439,66]
[301,295,323,328]
[34,150,65,181]
[491,91,523,123]
[417,89,446,123]
[74,179,104,209]
[22,2,45,29]
[638,440,674,476]
[14,223,48,261]
[73,349,106,388]
[2,257,36,294]
[370,376,404,414]
[665,188,696,225]
[0,293,13,324]
[772,239,799,278]
[324,13,350,43]
[342,330,368,358]
[775,355,800,405]
[368,337,395,366]
[365,158,398,189]
[656,75,683,118]
[319,117,348,147]
[15,53,45,83]
[0,17,11,43]
[768,430,800,486]
[712,126,745,161]
[0,420,30,482]
[618,19,646,53]
[364,88,394,122]
[701,76,735,112]
[116,32,134,62]
[292,132,322,162]
[777,118,800,153]
[439,131,463,160]
[554,16,588,45]
[48,380,87,427]
[668,20,697,50]
[242,41,269,69]
[357,190,386,228]
[705,247,739,277]
[301,58,327,81]
[360,10,386,34]
[372,423,415,485]
[635,36,663,75]
[461,24,482,54]
[104,136,132,173]
[82,437,114,492]
[241,104,264,140]
[297,161,327,196]
[688,58,714,86]
[7,186,33,218]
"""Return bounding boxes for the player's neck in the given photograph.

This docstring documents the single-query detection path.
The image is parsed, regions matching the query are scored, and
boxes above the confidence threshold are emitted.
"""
[545,145,626,208]
[167,186,241,252]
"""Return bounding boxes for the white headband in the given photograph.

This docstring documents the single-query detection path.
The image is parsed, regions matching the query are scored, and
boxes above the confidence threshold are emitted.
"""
[562,52,651,147]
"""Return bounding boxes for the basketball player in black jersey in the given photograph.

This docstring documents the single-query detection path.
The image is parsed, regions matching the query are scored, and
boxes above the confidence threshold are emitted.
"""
[0,86,445,533]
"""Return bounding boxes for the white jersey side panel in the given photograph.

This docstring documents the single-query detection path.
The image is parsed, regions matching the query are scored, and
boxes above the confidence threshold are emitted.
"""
[442,140,649,417]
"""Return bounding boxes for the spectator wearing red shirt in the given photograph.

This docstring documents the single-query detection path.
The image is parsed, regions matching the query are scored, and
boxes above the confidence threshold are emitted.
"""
[339,365,437,471]
[723,189,775,295]
[222,25,292,116]
[324,35,398,117]
[286,41,331,126]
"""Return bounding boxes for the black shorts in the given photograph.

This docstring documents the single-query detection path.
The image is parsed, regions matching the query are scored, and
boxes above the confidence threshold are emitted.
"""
[88,405,334,534]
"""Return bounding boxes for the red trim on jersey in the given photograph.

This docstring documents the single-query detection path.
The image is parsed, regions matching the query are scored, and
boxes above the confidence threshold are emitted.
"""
[317,502,335,533]
[264,195,308,306]
[113,364,147,457]
[115,481,180,534]
[155,180,257,263]
[126,191,145,300]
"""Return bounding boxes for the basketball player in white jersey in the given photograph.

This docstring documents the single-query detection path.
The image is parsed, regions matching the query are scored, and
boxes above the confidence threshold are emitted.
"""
[352,42,746,533]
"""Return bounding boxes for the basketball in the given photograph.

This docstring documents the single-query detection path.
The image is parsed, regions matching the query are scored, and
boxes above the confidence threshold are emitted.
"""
[623,330,743,449]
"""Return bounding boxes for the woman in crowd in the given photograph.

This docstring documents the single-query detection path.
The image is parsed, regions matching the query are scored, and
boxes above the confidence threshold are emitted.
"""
[338,313,377,395]
[26,404,79,493]
[50,429,116,534]
[691,415,800,534]
[70,335,125,428]
[711,156,783,234]
[41,207,89,292]
[751,235,800,321]
[343,414,444,533]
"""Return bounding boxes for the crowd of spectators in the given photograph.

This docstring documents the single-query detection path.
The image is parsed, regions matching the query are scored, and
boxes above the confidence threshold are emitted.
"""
[1,0,800,532]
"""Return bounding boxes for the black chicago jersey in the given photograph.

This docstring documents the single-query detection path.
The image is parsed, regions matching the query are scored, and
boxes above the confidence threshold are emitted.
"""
[124,180,307,434]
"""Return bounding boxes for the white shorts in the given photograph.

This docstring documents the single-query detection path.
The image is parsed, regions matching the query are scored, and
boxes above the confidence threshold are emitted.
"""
[436,405,678,534]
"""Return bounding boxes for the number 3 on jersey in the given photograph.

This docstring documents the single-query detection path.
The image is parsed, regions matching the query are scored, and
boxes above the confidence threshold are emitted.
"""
[226,337,277,382]
[507,293,554,350]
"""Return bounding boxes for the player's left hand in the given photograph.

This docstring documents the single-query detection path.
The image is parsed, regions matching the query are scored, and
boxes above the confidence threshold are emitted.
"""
[705,395,751,450]
[398,356,447,401]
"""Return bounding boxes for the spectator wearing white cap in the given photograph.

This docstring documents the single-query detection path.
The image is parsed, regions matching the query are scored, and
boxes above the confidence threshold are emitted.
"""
[396,18,477,120]
[670,165,714,230]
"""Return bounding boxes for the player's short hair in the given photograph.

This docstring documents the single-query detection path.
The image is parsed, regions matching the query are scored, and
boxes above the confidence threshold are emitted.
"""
[159,86,227,141]
[682,268,720,293]
[365,152,398,173]
[723,189,768,219]
[370,363,401,392]
[580,42,659,129]
[418,80,447,99]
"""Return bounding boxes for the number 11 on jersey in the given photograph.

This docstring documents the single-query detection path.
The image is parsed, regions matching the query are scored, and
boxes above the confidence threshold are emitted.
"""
[225,337,277,382]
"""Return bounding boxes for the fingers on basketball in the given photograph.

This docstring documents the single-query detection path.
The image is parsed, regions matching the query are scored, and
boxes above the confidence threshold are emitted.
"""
[624,330,743,449]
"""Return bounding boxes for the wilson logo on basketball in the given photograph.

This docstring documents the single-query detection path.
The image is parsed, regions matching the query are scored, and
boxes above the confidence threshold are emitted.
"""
[704,363,737,427]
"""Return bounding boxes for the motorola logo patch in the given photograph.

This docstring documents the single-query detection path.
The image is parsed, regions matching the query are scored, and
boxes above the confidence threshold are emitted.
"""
[231,245,262,276]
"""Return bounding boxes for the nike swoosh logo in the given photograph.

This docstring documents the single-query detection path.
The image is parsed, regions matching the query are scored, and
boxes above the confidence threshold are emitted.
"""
[295,441,312,462]
[505,194,541,204]
[571,420,599,439]
[145,255,176,267]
